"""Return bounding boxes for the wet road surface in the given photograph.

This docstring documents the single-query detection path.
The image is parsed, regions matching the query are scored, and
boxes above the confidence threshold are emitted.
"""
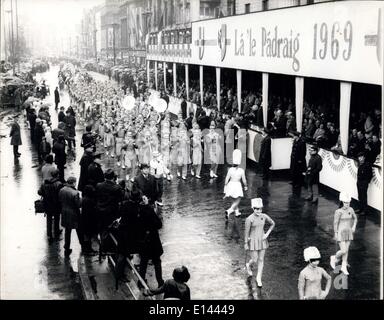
[0,66,381,299]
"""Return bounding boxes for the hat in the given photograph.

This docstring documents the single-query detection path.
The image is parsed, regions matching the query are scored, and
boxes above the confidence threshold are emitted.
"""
[92,151,103,158]
[251,198,263,208]
[233,149,242,165]
[104,168,116,180]
[339,192,351,202]
[303,246,321,262]
[357,152,366,158]
[140,163,150,170]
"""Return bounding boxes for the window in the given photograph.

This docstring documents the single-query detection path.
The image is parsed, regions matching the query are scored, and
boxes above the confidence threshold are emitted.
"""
[245,3,250,13]
[262,0,268,11]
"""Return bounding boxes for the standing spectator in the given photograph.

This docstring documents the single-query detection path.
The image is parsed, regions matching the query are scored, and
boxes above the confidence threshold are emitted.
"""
[38,169,63,242]
[41,154,56,182]
[305,146,323,204]
[259,127,272,179]
[87,152,105,187]
[58,107,66,123]
[290,131,307,187]
[9,114,22,158]
[115,187,142,283]
[184,112,194,131]
[59,176,83,257]
[52,135,67,182]
[27,108,37,142]
[95,169,123,254]
[34,118,45,162]
[365,134,381,164]
[54,87,60,110]
[356,153,373,215]
[80,125,96,152]
[78,147,95,192]
[134,163,159,205]
[137,198,165,288]
[39,136,51,163]
[64,109,76,151]
[52,122,66,144]
[81,185,98,254]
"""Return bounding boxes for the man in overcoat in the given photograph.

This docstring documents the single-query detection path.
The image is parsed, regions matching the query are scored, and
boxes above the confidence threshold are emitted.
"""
[38,169,64,242]
[9,114,22,158]
[290,131,307,187]
[58,176,83,256]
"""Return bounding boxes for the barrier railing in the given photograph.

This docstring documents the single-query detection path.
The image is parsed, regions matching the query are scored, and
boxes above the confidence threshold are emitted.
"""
[106,231,155,300]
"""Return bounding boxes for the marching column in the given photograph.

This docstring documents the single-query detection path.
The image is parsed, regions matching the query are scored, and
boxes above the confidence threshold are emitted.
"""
[163,62,167,90]
[295,77,304,132]
[185,64,189,100]
[340,82,352,154]
[262,73,269,127]
[155,61,158,91]
[173,63,177,97]
[236,70,242,113]
[147,60,150,87]
[216,67,221,111]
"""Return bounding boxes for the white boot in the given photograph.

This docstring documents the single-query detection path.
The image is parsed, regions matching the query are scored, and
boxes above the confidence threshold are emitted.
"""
[341,262,349,275]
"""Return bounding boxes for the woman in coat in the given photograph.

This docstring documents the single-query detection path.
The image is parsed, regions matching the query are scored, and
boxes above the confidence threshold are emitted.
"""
[10,115,22,158]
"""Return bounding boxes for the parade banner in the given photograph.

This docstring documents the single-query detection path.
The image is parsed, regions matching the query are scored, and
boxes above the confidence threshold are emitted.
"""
[191,1,383,85]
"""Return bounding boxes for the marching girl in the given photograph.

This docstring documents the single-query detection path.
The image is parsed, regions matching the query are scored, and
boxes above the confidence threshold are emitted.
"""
[141,127,153,165]
[205,121,222,178]
[298,247,332,300]
[244,198,275,288]
[121,131,137,180]
[330,192,357,275]
[191,121,203,179]
[115,120,126,167]
[160,114,171,169]
[224,149,248,219]
[170,122,179,172]
[103,122,115,157]
[176,123,190,180]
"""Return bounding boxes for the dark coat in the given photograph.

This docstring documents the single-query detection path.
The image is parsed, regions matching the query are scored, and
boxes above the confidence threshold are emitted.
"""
[58,111,66,123]
[38,178,64,215]
[307,154,323,185]
[52,141,66,165]
[137,204,163,258]
[290,137,307,173]
[64,115,76,138]
[82,195,98,235]
[357,162,373,185]
[259,135,271,167]
[59,185,81,229]
[95,180,123,228]
[34,123,45,145]
[54,89,60,103]
[117,199,142,255]
[10,122,22,146]
[87,162,104,187]
[78,152,94,191]
[134,173,158,203]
